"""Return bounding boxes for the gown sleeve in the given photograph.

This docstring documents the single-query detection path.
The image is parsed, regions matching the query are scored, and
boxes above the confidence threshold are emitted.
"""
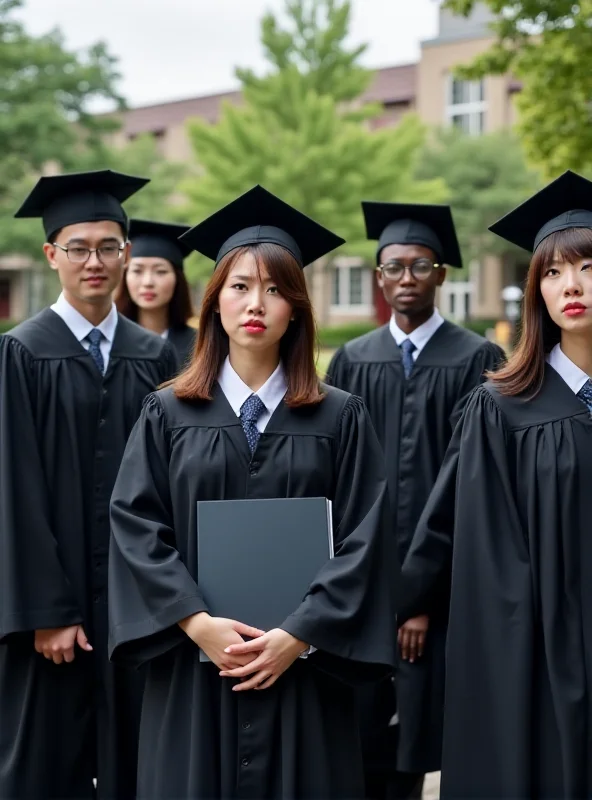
[450,341,506,428]
[108,393,208,666]
[280,395,398,683]
[0,336,82,639]
[422,385,535,798]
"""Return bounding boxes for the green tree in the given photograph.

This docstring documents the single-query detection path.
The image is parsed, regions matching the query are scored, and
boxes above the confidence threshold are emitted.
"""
[183,0,446,275]
[444,0,592,176]
[0,1,190,264]
[416,128,541,270]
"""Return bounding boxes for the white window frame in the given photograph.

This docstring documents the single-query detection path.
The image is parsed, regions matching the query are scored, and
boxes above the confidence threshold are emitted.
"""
[445,76,487,136]
[439,281,474,323]
[330,258,374,317]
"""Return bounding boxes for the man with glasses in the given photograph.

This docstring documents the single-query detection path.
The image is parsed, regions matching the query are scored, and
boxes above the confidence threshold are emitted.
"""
[327,202,504,800]
[0,171,177,799]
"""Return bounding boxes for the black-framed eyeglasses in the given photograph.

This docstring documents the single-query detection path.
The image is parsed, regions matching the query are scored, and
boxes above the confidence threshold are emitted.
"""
[53,242,126,265]
[378,258,441,281]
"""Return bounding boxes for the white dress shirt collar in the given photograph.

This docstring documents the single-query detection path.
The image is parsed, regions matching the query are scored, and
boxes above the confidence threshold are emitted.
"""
[217,356,287,431]
[389,308,445,358]
[547,343,590,394]
[51,292,118,345]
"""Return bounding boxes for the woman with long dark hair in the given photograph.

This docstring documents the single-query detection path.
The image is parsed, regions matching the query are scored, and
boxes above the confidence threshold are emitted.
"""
[107,186,397,799]
[115,219,196,366]
[400,170,592,799]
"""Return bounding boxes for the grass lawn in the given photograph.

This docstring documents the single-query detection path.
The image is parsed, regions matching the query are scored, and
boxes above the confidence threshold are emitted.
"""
[316,348,336,379]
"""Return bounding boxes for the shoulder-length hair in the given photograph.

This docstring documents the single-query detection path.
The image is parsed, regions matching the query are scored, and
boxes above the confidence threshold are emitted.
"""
[114,260,194,330]
[173,243,324,407]
[489,227,592,397]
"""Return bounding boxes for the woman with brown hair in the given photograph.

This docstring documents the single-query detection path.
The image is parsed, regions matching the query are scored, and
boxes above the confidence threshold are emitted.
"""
[107,186,397,799]
[400,171,592,799]
[115,219,196,366]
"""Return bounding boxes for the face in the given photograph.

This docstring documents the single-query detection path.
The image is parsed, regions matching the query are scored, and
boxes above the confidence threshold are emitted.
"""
[126,257,177,311]
[43,221,129,305]
[217,251,294,355]
[376,243,446,317]
[539,252,592,335]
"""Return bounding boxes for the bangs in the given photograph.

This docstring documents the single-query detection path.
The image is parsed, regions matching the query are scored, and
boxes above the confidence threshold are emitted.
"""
[534,227,592,271]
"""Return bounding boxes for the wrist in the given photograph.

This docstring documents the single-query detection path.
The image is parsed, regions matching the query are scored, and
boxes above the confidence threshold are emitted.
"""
[179,611,210,642]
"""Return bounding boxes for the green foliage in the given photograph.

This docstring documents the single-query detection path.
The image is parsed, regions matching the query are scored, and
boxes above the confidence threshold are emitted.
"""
[183,0,447,277]
[237,0,373,106]
[0,318,17,334]
[417,128,541,268]
[461,317,498,337]
[317,321,376,348]
[444,0,592,176]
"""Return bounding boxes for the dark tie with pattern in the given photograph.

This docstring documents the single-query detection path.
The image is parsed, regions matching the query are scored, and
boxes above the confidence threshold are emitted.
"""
[577,378,592,413]
[400,338,417,378]
[87,328,104,374]
[240,394,266,453]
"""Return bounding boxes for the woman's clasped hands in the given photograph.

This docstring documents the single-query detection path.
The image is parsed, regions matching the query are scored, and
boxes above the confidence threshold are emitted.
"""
[180,612,308,691]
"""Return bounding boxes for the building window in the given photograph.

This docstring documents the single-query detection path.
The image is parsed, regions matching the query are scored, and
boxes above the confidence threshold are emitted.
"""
[331,261,373,315]
[439,281,473,322]
[446,77,487,136]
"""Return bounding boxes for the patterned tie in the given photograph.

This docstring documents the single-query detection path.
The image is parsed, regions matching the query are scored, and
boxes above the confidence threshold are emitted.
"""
[240,394,266,453]
[87,328,104,374]
[577,378,592,413]
[400,338,417,379]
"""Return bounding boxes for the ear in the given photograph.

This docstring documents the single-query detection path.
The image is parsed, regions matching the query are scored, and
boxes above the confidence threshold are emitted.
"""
[122,241,132,268]
[375,268,385,290]
[436,266,447,287]
[43,242,59,272]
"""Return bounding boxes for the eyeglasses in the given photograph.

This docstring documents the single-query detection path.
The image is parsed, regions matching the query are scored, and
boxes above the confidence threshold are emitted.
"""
[378,258,441,281]
[53,242,126,265]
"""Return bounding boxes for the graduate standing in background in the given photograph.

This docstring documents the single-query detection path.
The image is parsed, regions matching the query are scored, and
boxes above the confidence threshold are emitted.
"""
[401,171,592,799]
[115,219,197,367]
[108,186,397,800]
[0,171,177,799]
[327,202,505,799]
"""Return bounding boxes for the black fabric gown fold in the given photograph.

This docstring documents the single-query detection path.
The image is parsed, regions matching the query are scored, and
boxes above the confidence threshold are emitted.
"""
[0,308,176,800]
[327,320,505,775]
[167,323,196,369]
[402,368,592,799]
[108,383,397,799]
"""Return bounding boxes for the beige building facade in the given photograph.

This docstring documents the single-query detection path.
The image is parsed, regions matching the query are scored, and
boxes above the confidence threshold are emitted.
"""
[2,3,522,325]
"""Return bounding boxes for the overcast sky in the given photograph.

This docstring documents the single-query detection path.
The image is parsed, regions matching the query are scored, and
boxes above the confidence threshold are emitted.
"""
[16,0,439,107]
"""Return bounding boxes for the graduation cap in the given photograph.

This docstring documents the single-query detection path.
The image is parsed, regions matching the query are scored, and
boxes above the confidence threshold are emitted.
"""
[129,219,192,271]
[179,185,345,268]
[362,201,463,269]
[489,170,592,253]
[14,169,150,240]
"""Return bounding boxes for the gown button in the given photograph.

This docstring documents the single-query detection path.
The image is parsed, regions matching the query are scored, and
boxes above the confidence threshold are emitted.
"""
[241,757,250,767]
[242,721,251,730]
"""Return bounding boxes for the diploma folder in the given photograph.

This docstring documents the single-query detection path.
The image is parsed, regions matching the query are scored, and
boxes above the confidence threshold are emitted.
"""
[196,497,333,661]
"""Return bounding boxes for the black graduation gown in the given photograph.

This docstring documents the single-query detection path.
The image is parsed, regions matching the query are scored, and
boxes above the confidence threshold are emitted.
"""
[0,308,177,800]
[108,383,397,800]
[401,369,592,799]
[326,321,505,775]
[167,324,196,369]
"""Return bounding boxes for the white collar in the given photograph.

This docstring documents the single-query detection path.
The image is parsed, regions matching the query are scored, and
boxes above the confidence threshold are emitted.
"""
[547,344,590,394]
[389,308,445,353]
[51,292,118,344]
[217,357,287,417]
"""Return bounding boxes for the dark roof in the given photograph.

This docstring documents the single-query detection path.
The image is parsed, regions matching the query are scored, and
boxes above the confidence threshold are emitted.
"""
[107,64,418,137]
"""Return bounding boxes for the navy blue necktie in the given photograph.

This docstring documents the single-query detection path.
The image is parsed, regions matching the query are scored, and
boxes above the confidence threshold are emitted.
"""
[240,394,266,453]
[87,328,104,374]
[577,378,592,413]
[400,339,417,378]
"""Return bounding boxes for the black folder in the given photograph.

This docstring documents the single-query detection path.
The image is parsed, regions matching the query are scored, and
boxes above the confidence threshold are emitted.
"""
[196,497,333,661]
